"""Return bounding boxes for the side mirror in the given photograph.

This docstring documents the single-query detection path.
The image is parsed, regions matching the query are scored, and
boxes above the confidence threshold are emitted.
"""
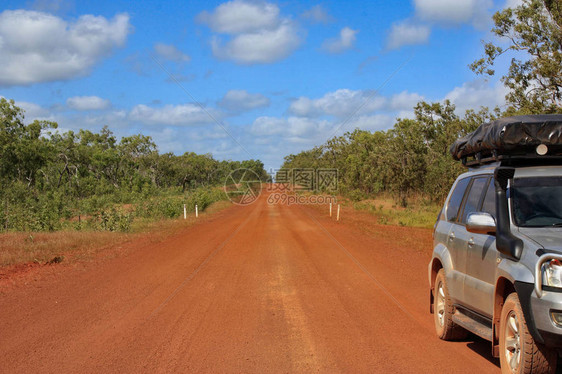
[466,212,496,235]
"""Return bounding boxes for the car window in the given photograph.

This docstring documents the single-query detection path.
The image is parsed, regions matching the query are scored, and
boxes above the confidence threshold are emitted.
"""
[460,177,488,224]
[481,178,496,218]
[512,176,562,227]
[446,177,470,222]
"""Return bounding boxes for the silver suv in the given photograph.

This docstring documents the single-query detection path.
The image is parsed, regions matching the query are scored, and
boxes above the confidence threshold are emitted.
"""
[429,120,562,373]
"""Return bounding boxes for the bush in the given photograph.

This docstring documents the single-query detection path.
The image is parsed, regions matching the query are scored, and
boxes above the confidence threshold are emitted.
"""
[95,208,132,232]
[134,187,226,221]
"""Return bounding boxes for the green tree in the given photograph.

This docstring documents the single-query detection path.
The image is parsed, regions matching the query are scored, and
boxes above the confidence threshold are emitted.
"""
[118,134,158,190]
[470,0,562,114]
[387,118,427,206]
[0,98,57,186]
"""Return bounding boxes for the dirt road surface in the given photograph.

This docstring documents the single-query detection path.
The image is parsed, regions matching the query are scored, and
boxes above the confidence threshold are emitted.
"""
[0,192,499,373]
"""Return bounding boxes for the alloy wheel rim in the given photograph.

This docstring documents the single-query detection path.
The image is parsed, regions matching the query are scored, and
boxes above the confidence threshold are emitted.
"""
[436,281,445,327]
[504,310,521,372]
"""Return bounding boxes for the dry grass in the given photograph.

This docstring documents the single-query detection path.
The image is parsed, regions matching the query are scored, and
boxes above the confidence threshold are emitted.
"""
[0,200,233,267]
[349,196,440,228]
[0,231,130,266]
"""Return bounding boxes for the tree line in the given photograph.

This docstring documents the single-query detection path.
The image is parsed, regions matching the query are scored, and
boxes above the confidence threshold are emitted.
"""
[0,98,267,231]
[282,0,561,206]
[282,102,498,205]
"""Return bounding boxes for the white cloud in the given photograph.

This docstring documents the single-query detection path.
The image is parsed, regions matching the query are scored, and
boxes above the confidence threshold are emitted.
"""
[139,126,232,156]
[199,0,301,64]
[290,82,504,123]
[322,27,358,54]
[413,0,492,28]
[211,20,301,64]
[0,10,131,86]
[346,114,396,132]
[16,101,53,121]
[153,43,190,63]
[289,89,423,118]
[386,21,430,50]
[67,96,111,110]
[248,113,397,166]
[301,5,333,24]
[289,97,315,117]
[189,126,229,141]
[128,103,220,126]
[251,116,331,139]
[444,80,508,114]
[388,91,425,110]
[218,90,270,111]
[385,0,493,50]
[76,110,128,129]
[197,0,280,34]
[290,89,375,117]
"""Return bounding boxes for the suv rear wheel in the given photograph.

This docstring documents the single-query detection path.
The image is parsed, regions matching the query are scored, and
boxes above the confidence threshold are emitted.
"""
[433,269,467,340]
[499,293,557,374]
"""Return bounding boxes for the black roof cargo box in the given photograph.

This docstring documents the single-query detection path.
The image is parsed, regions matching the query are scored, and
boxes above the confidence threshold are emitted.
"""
[450,114,562,166]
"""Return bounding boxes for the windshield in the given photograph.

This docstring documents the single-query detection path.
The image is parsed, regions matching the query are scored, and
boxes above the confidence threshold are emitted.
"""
[512,176,562,227]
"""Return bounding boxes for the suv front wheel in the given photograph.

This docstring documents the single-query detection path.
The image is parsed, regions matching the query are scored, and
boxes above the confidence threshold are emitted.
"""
[499,293,557,374]
[433,269,467,340]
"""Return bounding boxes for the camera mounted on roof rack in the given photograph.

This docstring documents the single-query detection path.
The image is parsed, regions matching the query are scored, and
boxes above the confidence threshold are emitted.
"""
[450,114,562,167]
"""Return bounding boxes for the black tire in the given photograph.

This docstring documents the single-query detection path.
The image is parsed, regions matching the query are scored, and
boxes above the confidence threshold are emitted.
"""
[499,293,557,374]
[433,269,467,340]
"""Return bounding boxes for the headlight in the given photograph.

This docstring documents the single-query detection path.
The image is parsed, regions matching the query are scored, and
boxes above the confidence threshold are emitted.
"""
[543,259,562,288]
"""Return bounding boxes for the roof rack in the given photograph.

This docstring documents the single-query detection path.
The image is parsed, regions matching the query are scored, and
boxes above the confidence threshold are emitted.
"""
[462,151,562,167]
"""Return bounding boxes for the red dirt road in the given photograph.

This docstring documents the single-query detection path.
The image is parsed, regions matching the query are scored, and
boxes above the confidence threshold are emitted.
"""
[0,192,499,373]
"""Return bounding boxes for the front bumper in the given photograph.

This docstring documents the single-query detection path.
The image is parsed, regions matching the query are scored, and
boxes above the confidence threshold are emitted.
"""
[530,289,562,347]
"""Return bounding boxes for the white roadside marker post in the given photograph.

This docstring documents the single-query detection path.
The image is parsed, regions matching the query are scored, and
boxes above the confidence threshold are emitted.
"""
[195,204,199,218]
[183,204,187,220]
[337,204,340,221]
[329,202,332,217]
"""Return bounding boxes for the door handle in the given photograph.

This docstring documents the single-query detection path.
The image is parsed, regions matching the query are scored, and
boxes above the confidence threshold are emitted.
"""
[468,238,475,246]
[448,232,455,241]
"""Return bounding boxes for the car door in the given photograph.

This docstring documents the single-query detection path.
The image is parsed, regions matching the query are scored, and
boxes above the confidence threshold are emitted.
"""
[443,177,471,303]
[464,177,497,318]
[449,176,489,307]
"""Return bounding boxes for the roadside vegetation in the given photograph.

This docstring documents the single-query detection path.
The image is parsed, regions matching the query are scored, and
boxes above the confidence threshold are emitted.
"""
[283,0,561,215]
[0,200,232,267]
[350,197,440,228]
[0,98,267,265]
[0,98,267,236]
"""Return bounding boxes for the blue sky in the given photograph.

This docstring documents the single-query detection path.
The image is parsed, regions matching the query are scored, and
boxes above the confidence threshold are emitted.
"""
[0,0,518,171]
